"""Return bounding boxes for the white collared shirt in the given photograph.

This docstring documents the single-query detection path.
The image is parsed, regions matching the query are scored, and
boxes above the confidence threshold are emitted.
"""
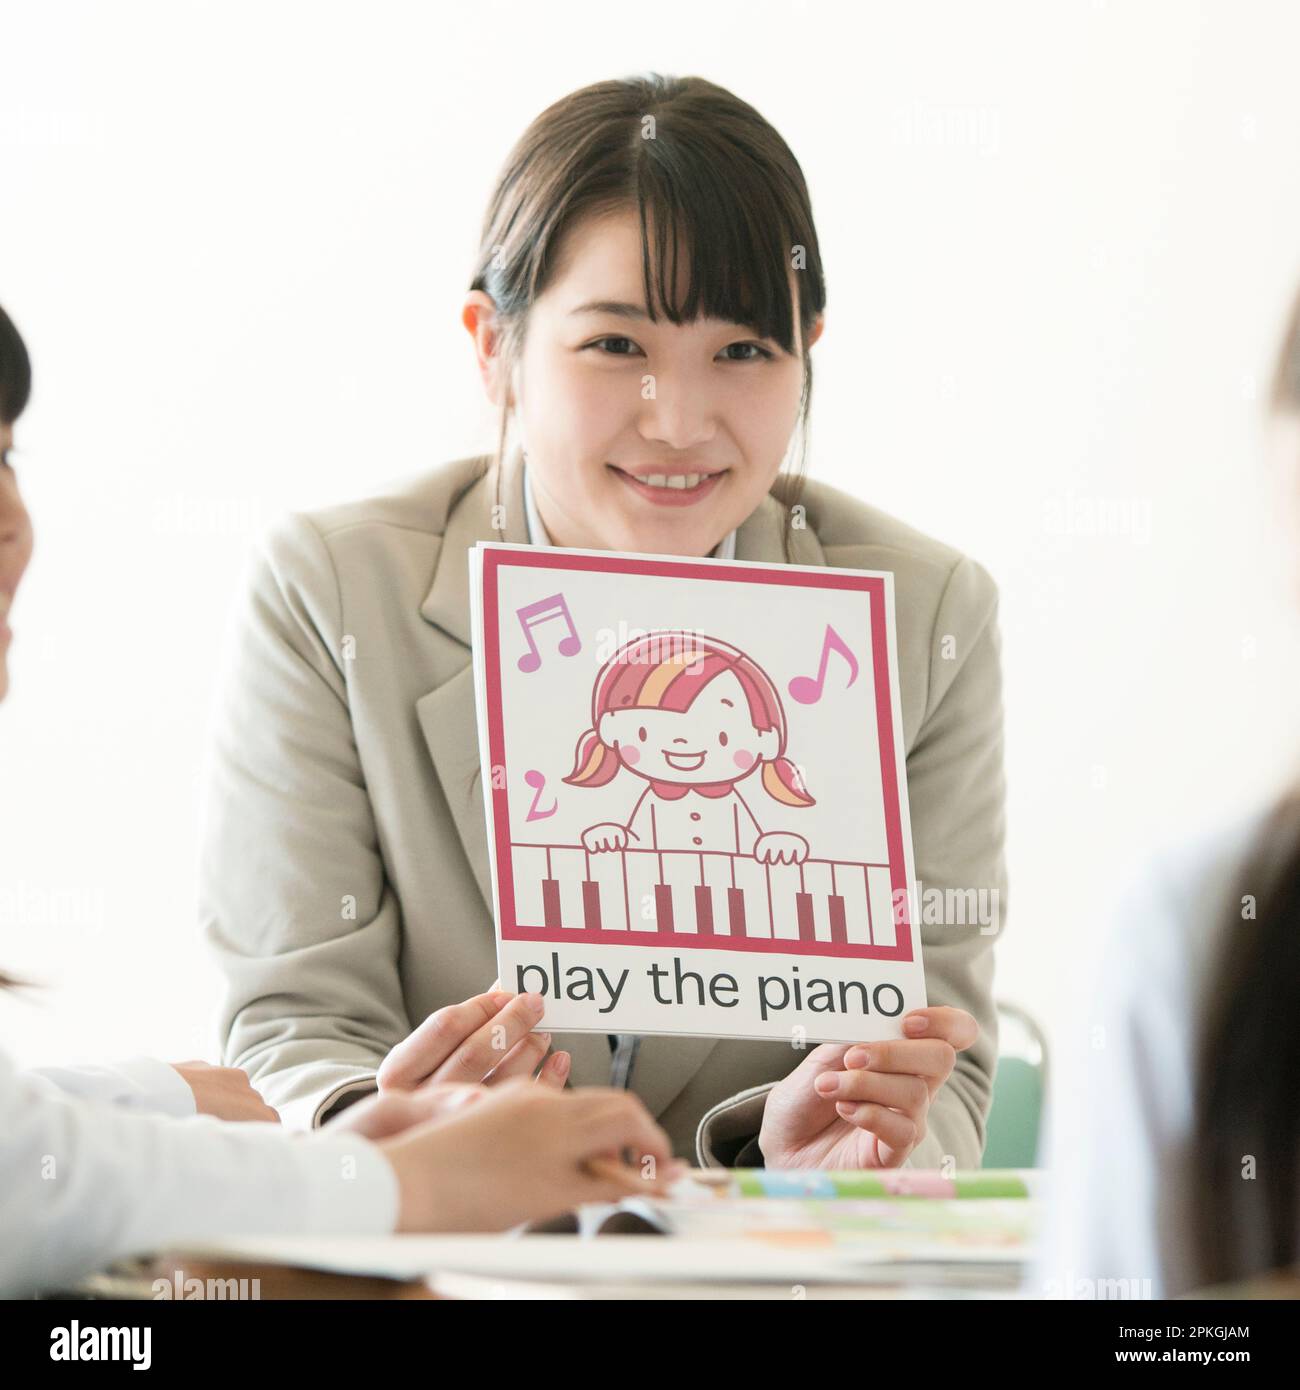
[25,1055,198,1117]
[523,461,737,559]
[0,1042,397,1296]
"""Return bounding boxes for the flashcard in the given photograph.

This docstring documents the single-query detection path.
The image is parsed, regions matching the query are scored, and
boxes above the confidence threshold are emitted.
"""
[469,542,925,1044]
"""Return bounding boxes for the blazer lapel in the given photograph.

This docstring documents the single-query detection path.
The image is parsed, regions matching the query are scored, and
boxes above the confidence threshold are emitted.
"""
[414,458,830,1114]
[415,449,528,917]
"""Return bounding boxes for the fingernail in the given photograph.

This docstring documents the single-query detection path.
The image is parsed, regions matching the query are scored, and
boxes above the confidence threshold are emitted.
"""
[553,1051,571,1076]
[845,1047,870,1068]
[815,1073,840,1095]
[904,1016,927,1035]
[523,991,545,1014]
[488,990,512,1007]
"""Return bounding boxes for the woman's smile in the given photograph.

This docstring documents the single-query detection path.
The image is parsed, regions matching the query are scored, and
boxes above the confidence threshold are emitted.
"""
[606,462,728,508]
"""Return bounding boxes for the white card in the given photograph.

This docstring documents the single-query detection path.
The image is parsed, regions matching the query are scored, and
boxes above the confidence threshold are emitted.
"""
[469,542,925,1044]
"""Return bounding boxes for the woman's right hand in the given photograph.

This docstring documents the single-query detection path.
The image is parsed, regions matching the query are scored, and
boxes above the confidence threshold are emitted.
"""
[377,1082,683,1232]
[376,989,569,1093]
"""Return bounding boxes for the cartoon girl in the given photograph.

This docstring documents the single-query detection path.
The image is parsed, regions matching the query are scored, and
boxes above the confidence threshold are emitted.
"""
[563,631,814,864]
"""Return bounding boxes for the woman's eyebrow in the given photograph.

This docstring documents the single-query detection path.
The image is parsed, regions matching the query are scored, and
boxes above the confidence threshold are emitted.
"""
[569,301,768,336]
[569,300,649,320]
[719,697,734,707]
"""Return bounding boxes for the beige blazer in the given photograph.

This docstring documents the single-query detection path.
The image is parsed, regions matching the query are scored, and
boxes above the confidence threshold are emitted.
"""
[200,447,1007,1167]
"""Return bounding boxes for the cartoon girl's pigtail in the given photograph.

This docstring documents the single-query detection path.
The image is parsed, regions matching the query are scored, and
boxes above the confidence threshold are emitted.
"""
[563,727,621,788]
[762,755,815,808]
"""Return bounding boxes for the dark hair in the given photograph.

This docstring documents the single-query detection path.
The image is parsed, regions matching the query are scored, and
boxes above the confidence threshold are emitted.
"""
[1189,284,1300,1288]
[467,73,826,562]
[0,302,31,990]
[0,302,32,426]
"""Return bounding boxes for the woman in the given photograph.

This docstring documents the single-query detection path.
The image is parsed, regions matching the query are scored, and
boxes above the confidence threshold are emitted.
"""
[1032,284,1300,1297]
[0,303,675,1297]
[201,74,1003,1169]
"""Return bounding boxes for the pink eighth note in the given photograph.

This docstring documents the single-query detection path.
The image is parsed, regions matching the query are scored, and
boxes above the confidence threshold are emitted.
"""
[515,592,582,673]
[524,768,557,821]
[788,623,860,705]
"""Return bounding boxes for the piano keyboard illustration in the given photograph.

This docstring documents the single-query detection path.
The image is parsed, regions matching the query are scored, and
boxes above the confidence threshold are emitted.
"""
[506,844,912,961]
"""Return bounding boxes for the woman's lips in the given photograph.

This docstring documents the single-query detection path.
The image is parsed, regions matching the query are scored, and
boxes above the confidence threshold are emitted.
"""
[662,749,707,771]
[608,465,726,508]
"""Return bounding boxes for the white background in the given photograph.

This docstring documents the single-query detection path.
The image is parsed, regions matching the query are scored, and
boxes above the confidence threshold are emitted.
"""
[2,1,1300,1081]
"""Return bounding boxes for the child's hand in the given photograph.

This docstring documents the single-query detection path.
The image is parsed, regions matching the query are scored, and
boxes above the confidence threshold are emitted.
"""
[169,1060,280,1123]
[582,822,629,852]
[754,831,809,864]
[757,1007,980,1169]
[379,1082,685,1232]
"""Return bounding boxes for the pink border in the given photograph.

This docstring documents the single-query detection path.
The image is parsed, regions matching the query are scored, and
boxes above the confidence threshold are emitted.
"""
[482,548,913,963]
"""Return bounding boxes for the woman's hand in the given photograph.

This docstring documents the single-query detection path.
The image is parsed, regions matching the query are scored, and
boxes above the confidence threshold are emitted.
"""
[377,989,569,1094]
[378,1081,686,1232]
[757,1006,980,1169]
[169,1060,281,1123]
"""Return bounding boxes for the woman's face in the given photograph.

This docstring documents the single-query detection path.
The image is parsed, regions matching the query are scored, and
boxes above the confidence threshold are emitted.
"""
[0,421,35,703]
[466,207,823,558]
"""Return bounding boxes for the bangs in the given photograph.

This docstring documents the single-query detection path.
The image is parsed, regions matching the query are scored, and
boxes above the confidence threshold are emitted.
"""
[628,147,807,355]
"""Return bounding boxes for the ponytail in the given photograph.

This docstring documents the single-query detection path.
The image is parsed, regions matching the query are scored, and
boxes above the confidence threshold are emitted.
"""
[762,755,815,808]
[563,727,621,789]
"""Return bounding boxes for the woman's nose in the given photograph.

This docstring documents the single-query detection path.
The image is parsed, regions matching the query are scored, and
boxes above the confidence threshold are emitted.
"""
[0,476,34,574]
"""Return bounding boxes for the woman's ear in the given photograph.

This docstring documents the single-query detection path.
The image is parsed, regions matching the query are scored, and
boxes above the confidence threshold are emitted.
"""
[462,291,511,406]
[755,727,780,760]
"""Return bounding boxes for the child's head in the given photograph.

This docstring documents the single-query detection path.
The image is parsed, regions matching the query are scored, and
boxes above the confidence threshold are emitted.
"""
[564,630,814,806]
[0,302,34,707]
[463,75,826,562]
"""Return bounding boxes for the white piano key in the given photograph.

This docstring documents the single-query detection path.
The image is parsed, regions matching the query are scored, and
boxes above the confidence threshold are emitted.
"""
[867,865,898,948]
[624,848,665,933]
[800,859,834,944]
[767,862,803,943]
[552,848,589,930]
[512,845,547,927]
[731,856,770,938]
[701,853,735,935]
[836,862,873,946]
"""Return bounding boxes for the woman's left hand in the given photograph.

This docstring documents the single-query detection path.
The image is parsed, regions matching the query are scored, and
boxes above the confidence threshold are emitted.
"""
[757,1006,980,1169]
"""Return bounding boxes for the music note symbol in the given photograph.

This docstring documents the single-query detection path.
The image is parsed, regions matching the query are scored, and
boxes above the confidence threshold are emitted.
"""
[515,592,582,673]
[788,624,860,705]
[524,768,557,821]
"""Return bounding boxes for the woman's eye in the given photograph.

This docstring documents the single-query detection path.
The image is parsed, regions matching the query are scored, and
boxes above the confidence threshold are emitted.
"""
[719,730,729,746]
[638,726,647,742]
[719,342,774,362]
[588,337,641,356]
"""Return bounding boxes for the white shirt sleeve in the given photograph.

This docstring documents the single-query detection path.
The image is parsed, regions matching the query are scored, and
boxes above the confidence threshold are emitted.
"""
[0,1044,399,1297]
[1029,818,1254,1300]
[25,1056,198,1118]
